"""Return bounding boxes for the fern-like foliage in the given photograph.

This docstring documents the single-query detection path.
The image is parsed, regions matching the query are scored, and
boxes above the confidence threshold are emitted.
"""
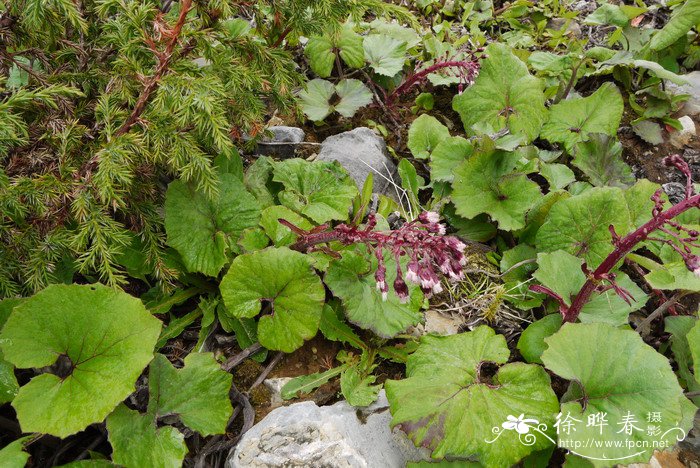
[0,0,413,296]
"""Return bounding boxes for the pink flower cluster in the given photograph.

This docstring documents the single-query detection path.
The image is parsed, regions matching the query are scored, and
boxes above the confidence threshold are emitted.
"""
[285,211,468,302]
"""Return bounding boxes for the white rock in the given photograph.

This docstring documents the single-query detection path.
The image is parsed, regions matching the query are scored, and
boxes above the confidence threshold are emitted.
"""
[228,390,428,468]
[264,377,293,406]
[422,310,464,335]
[665,71,700,116]
[669,116,696,148]
[317,128,400,199]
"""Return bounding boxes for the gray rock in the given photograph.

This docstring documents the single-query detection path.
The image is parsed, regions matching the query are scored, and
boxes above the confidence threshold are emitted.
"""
[665,71,700,116]
[317,128,400,199]
[228,390,428,468]
[546,18,582,37]
[264,377,292,406]
[410,310,465,336]
[255,126,306,158]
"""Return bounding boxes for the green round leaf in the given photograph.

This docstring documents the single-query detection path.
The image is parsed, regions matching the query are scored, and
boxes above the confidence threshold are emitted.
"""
[165,174,261,277]
[299,79,335,121]
[536,187,631,269]
[363,34,407,76]
[541,83,623,152]
[430,136,474,182]
[517,314,563,364]
[107,404,187,468]
[0,284,162,437]
[452,149,542,231]
[386,326,559,467]
[219,247,325,352]
[334,79,373,118]
[305,36,335,77]
[452,43,547,142]
[148,353,233,436]
[273,159,358,224]
[324,248,423,338]
[542,323,695,465]
[407,114,451,160]
[572,134,634,188]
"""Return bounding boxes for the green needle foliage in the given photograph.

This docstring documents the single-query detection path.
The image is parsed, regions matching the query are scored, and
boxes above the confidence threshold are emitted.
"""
[0,0,409,297]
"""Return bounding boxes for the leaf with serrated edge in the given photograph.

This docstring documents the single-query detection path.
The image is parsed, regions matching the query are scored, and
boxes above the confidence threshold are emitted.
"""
[298,79,335,121]
[219,247,325,352]
[407,114,451,160]
[273,159,358,224]
[453,43,547,142]
[386,326,559,467]
[341,365,380,407]
[542,323,695,466]
[335,79,373,118]
[536,187,631,269]
[259,205,312,247]
[430,136,473,182]
[363,34,406,76]
[572,134,634,188]
[148,353,232,436]
[453,149,542,231]
[319,303,365,349]
[541,83,623,152]
[0,284,161,438]
[165,174,261,277]
[107,404,187,468]
[325,248,423,338]
[651,0,700,50]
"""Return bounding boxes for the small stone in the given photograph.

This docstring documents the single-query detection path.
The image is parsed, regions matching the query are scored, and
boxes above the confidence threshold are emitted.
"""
[228,390,428,468]
[663,182,687,204]
[264,377,293,406]
[546,18,582,37]
[423,310,464,335]
[317,127,400,199]
[665,72,700,116]
[254,126,306,158]
[669,116,696,148]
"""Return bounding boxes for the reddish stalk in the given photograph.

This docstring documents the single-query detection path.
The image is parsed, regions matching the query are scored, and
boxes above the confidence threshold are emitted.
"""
[386,59,479,107]
[556,155,700,323]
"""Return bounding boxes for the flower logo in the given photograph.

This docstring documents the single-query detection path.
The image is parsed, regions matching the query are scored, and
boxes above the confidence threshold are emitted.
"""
[502,414,540,434]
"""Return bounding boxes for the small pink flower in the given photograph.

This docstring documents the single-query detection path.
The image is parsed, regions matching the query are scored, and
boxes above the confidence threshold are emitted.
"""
[685,255,700,279]
[419,211,440,224]
[405,260,420,284]
[394,277,409,303]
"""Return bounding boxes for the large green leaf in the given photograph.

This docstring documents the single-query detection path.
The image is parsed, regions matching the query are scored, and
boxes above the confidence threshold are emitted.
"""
[541,83,623,152]
[429,136,473,182]
[0,299,21,404]
[107,404,187,468]
[0,284,161,437]
[534,251,647,325]
[298,78,373,121]
[385,327,559,467]
[272,158,358,224]
[452,149,542,231]
[689,319,700,385]
[363,34,406,76]
[324,248,423,338]
[147,353,232,436]
[650,0,700,50]
[542,323,695,466]
[407,114,450,160]
[572,134,634,188]
[665,317,700,394]
[165,174,261,277]
[219,247,325,352]
[305,24,364,77]
[453,43,547,142]
[536,187,631,268]
[0,437,31,468]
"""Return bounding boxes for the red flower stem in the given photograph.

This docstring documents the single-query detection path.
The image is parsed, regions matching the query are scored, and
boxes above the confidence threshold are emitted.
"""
[386,60,477,106]
[564,192,700,323]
